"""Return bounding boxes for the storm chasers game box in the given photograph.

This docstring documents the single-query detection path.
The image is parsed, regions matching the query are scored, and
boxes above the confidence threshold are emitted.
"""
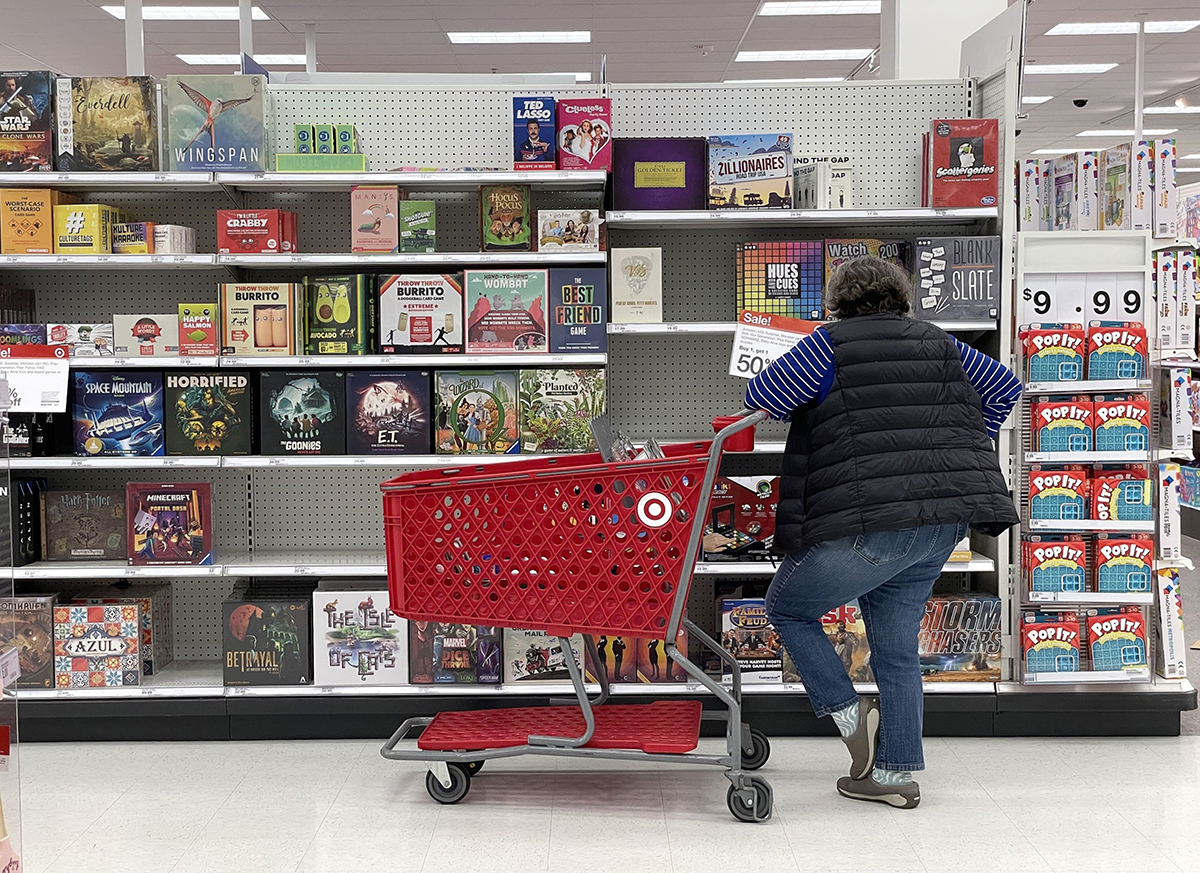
[0,71,54,171]
[164,75,267,172]
[165,370,253,455]
[917,595,1002,681]
[55,77,159,172]
[736,240,824,321]
[465,269,548,353]
[707,133,793,209]
[127,482,213,565]
[377,273,463,354]
[224,595,311,686]
[548,267,607,353]
[346,370,431,454]
[909,236,1000,322]
[512,96,555,170]
[260,370,346,455]
[312,589,406,687]
[40,489,125,560]
[927,118,999,208]
[0,596,56,688]
[519,368,606,453]
[72,370,165,457]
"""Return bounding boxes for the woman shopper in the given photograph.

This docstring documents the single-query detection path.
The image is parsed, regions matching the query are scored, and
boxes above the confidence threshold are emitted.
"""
[744,256,1021,809]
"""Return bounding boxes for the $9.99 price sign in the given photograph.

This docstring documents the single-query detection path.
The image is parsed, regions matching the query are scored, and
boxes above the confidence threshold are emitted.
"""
[729,310,820,378]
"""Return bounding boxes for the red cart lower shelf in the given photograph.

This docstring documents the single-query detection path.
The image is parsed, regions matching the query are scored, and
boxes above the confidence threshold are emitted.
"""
[417,700,704,755]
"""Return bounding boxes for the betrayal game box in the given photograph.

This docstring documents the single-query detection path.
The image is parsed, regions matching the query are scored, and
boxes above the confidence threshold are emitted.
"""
[434,370,519,455]
[127,482,213,565]
[736,240,824,321]
[0,71,54,172]
[165,370,253,455]
[164,74,268,172]
[918,594,1002,681]
[304,274,376,356]
[519,368,606,453]
[408,622,480,684]
[72,370,165,457]
[55,77,159,172]
[40,489,125,561]
[909,236,1000,322]
[548,267,608,353]
[224,596,312,686]
[346,370,432,454]
[377,274,464,354]
[465,270,548,353]
[54,603,141,688]
[260,371,346,455]
[707,133,793,209]
[312,589,406,686]
[0,596,55,688]
[480,184,531,251]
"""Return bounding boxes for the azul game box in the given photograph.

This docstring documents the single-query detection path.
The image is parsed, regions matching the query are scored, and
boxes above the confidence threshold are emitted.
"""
[398,200,436,253]
[434,370,519,455]
[1094,534,1154,593]
[304,274,376,356]
[519,368,606,453]
[702,476,779,562]
[113,314,181,357]
[164,74,267,172]
[465,270,548,353]
[824,238,907,289]
[1023,535,1087,593]
[548,267,607,353]
[72,370,165,457]
[557,98,611,171]
[55,77,159,172]
[918,594,1003,681]
[927,118,999,208]
[408,622,479,684]
[503,629,589,683]
[707,133,793,209]
[165,371,253,455]
[0,596,55,688]
[127,482,213,565]
[480,184,531,251]
[537,209,601,253]
[611,137,707,210]
[224,596,311,686]
[40,489,124,561]
[72,583,173,676]
[610,247,663,323]
[0,71,54,171]
[1032,397,1093,452]
[1020,324,1085,383]
[783,602,873,683]
[1086,322,1147,380]
[54,603,141,687]
[260,371,346,455]
[351,185,400,253]
[377,274,464,354]
[909,236,1001,322]
[47,321,114,358]
[720,599,782,683]
[1028,465,1089,522]
[346,370,432,454]
[221,283,301,356]
[1022,610,1080,673]
[736,241,824,321]
[1086,606,1148,671]
[312,589,406,686]
[513,96,556,169]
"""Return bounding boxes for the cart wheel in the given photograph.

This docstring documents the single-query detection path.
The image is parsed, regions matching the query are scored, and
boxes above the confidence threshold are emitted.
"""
[727,777,772,823]
[465,759,485,775]
[426,764,471,805]
[742,729,771,771]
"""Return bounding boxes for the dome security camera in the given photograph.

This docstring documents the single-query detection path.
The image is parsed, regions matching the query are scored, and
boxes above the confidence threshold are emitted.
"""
[1073,98,1088,108]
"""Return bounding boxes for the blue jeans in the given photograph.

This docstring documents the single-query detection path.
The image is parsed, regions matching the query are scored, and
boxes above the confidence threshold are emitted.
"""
[764,522,968,771]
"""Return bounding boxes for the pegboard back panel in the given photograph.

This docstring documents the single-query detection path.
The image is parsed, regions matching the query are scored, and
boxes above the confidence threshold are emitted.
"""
[607,81,971,207]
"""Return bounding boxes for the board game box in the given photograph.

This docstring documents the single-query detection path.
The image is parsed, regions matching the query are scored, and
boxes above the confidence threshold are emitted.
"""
[1094,534,1154,593]
[465,270,548,353]
[611,137,707,210]
[702,476,779,562]
[537,209,601,252]
[927,118,998,208]
[1033,397,1093,452]
[165,370,253,455]
[1022,610,1080,673]
[346,370,431,454]
[720,599,782,683]
[434,370,519,454]
[54,603,141,687]
[557,98,611,171]
[1103,143,1131,230]
[178,303,218,356]
[398,200,435,253]
[503,629,589,683]
[0,596,55,688]
[1093,395,1150,452]
[54,202,119,253]
[0,323,45,345]
[112,221,154,254]
[1028,465,1089,522]
[224,596,311,686]
[72,583,173,676]
[164,74,267,172]
[513,96,555,169]
[312,589,406,686]
[1020,324,1085,383]
[1053,157,1076,230]
[113,314,181,357]
[409,622,479,684]
[127,482,213,565]
[783,602,873,683]
[377,273,463,354]
[351,185,400,252]
[1,188,77,253]
[611,247,663,323]
[304,274,375,356]
[1086,322,1146,380]
[708,133,793,209]
[40,489,125,560]
[55,77,158,171]
[1092,470,1152,523]
[635,630,688,683]
[593,634,638,682]
[736,240,823,321]
[72,370,164,457]
[824,238,907,288]
[0,71,54,171]
[917,595,1003,681]
[518,367,606,453]
[1023,535,1086,593]
[548,267,607,353]
[221,283,301,356]
[909,236,1000,322]
[1086,606,1148,671]
[480,184,531,251]
[260,371,346,455]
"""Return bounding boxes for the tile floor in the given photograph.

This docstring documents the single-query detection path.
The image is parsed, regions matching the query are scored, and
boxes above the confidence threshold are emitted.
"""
[16,734,1200,873]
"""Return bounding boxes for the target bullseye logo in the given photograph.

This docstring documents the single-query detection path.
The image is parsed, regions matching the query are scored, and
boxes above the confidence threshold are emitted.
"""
[637,492,672,527]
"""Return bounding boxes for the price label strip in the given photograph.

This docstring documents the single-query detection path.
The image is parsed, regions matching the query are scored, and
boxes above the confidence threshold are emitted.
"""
[728,310,820,379]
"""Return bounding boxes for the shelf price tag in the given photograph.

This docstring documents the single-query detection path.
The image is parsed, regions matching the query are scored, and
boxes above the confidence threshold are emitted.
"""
[0,344,69,412]
[729,310,819,379]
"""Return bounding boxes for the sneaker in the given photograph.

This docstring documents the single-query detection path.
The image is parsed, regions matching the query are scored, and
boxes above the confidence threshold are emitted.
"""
[836,775,921,809]
[841,696,880,780]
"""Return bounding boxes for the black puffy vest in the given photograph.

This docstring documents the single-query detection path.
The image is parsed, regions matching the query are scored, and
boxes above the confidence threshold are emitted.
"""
[775,313,1019,554]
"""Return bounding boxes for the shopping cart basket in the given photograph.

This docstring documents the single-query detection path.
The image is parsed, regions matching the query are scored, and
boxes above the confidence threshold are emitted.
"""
[379,411,774,822]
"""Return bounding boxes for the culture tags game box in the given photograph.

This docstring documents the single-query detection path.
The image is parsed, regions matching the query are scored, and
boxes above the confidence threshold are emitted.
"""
[54,603,141,687]
[73,370,165,456]
[537,209,601,253]
[927,118,998,208]
[503,629,589,683]
[909,236,1000,322]
[55,77,159,171]
[164,74,267,172]
[434,370,519,455]
[1086,606,1148,671]
[708,133,793,209]
[127,482,213,565]
[1020,324,1085,383]
[1094,534,1154,593]
[72,583,174,676]
[513,96,555,169]
[113,314,181,358]
[1093,395,1150,452]
[1032,397,1093,452]
[720,599,782,683]
[548,266,607,353]
[346,370,432,454]
[312,589,406,686]
[824,238,907,289]
[0,71,54,171]
[465,270,548,353]
[224,596,312,686]
[260,371,346,455]
[557,98,612,171]
[480,184,531,251]
[304,274,375,356]
[0,596,56,688]
[47,323,114,357]
[40,489,124,561]
[1022,610,1080,673]
[165,371,253,455]
[736,241,823,321]
[1023,535,1086,593]
[408,622,479,684]
[519,367,606,453]
[377,273,464,354]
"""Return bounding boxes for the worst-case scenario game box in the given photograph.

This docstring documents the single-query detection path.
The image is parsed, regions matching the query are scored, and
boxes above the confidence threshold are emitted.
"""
[435,370,519,454]
[465,270,548,353]
[165,370,253,455]
[127,482,213,565]
[0,596,56,688]
[224,595,311,686]
[346,370,431,454]
[0,71,54,171]
[377,273,464,354]
[55,77,159,172]
[73,370,165,456]
[312,589,406,686]
[518,368,605,453]
[260,371,346,455]
[54,603,141,688]
[40,489,125,560]
[164,74,268,172]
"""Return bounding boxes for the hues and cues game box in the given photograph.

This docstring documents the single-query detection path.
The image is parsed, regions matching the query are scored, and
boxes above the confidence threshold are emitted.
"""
[127,482,213,565]
[736,240,823,321]
[73,370,165,456]
[346,370,431,454]
[260,371,346,455]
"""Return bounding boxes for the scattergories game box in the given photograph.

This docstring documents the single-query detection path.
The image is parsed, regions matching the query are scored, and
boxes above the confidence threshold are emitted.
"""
[927,118,999,208]
[126,482,213,565]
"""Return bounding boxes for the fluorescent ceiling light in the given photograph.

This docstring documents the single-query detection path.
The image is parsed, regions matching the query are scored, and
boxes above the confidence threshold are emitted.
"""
[1145,105,1200,114]
[1022,95,1054,104]
[736,49,873,62]
[508,72,591,82]
[1025,63,1118,75]
[102,5,269,20]
[724,77,846,83]
[177,53,305,65]
[1030,148,1092,155]
[760,2,880,14]
[1076,128,1177,136]
[447,31,590,44]
[1046,21,1199,35]
[1181,153,1200,159]
[1178,167,1200,173]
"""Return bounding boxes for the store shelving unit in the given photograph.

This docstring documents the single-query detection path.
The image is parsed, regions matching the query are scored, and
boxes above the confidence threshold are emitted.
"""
[608,320,997,335]
[220,251,606,267]
[604,206,997,227]
[0,254,218,269]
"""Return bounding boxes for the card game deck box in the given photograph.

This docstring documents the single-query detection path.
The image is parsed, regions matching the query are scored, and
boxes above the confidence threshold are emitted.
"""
[113,314,181,357]
[1094,534,1154,593]
[178,303,218,356]
[518,368,606,453]
[434,370,519,455]
[72,583,174,676]
[476,625,502,684]
[611,137,707,210]
[9,477,48,567]
[165,370,253,455]
[217,208,288,254]
[112,221,154,253]
[503,629,591,684]
[1020,324,1085,383]
[351,185,400,252]
[513,96,556,170]
[1131,140,1154,231]
[1092,470,1152,523]
[465,269,548,353]
[54,202,119,253]
[927,118,998,208]
[377,273,464,354]
[312,589,406,686]
[702,476,779,562]
[346,370,432,454]
[55,77,159,172]
[0,71,54,172]
[537,209,601,253]
[707,133,793,209]
[153,224,196,254]
[548,267,607,353]
[480,184,531,251]
[1086,606,1148,672]
[260,371,346,455]
[224,595,311,686]
[1086,322,1146,380]
[72,370,165,457]
[610,247,663,323]
[1093,395,1150,452]
[918,595,1002,681]
[1028,465,1089,522]
[557,98,611,171]
[736,240,824,321]
[54,603,141,687]
[398,200,436,253]
[408,622,479,684]
[1032,396,1093,452]
[0,323,45,345]
[0,596,55,688]
[127,482,213,565]
[720,599,782,683]
[1023,535,1087,593]
[303,274,375,355]
[221,282,301,356]
[164,74,267,172]
[1022,610,1080,674]
[909,236,1000,322]
[1,188,77,253]
[40,489,125,560]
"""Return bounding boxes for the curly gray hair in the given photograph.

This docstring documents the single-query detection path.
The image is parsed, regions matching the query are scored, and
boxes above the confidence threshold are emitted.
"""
[825,256,913,319]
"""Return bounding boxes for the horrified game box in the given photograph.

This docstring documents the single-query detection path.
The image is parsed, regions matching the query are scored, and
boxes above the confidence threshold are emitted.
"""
[126,482,213,565]
[55,77,159,172]
[346,370,431,454]
[0,71,55,172]
[165,371,253,455]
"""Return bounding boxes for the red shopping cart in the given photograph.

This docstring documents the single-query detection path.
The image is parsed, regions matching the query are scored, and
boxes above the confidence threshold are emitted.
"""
[379,411,773,822]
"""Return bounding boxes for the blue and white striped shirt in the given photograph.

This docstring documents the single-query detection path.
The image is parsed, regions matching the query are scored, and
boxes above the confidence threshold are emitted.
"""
[744,326,1021,436]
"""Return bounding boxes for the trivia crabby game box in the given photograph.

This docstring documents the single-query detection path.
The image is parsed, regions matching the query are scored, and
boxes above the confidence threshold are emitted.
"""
[1086,607,1148,672]
[1021,324,1085,383]
[1033,397,1093,452]
[1028,465,1089,522]
[1093,534,1154,593]
[1093,395,1150,452]
[1086,322,1147,380]
[1022,610,1080,673]
[1023,535,1086,593]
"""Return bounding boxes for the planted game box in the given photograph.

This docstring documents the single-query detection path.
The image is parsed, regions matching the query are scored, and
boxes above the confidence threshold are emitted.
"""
[1020,324,1085,383]
[40,489,124,560]
[178,303,218,356]
[1032,396,1093,452]
[1028,465,1089,522]
[224,596,311,686]
[73,583,173,676]
[1023,535,1086,594]
[1086,607,1148,672]
[73,370,164,457]
[1022,610,1080,674]
[434,370,519,455]
[312,589,406,686]
[408,622,479,684]
[113,314,180,358]
[351,185,400,253]
[54,202,119,253]
[910,236,1000,322]
[480,184,531,251]
[707,133,793,209]
[398,200,435,253]
[221,282,301,356]
[825,238,907,289]
[512,96,556,169]
[377,273,463,354]
[927,118,999,208]
[557,98,611,171]
[611,137,707,210]
[53,603,141,687]
[1086,322,1146,380]
[165,370,253,455]
[519,367,606,453]
[1094,534,1154,593]
[702,476,779,562]
[465,269,548,353]
[260,371,346,455]
[303,274,375,355]
[346,370,432,454]
[736,240,824,321]
[0,71,54,171]
[164,74,267,172]
[55,77,158,171]
[537,209,601,253]
[127,482,213,565]
[548,267,607,353]
[503,629,588,684]
[0,596,55,687]
[720,599,782,683]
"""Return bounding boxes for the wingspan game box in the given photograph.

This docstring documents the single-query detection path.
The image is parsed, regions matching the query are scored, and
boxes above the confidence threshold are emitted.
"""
[346,370,431,454]
[548,267,608,353]
[55,77,159,171]
[165,370,253,455]
[164,74,267,172]
[127,482,213,565]
[73,370,165,457]
[736,240,824,320]
[0,71,54,171]
[377,273,464,354]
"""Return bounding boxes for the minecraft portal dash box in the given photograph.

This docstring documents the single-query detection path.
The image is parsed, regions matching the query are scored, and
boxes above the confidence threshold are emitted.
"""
[1093,534,1154,593]
[1086,322,1146,381]
[1021,324,1085,383]
[1021,610,1080,674]
[1032,396,1093,453]
[1086,606,1148,672]
[1093,395,1150,452]
[1022,535,1086,593]
[1028,465,1089,522]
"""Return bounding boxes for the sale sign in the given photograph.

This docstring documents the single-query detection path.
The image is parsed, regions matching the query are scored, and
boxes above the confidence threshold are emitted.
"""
[0,344,69,412]
[729,310,820,378]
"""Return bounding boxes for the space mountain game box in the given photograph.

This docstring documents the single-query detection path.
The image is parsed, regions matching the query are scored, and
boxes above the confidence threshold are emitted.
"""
[72,371,165,456]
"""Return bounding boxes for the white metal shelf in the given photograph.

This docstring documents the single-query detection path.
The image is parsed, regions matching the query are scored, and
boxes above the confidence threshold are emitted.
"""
[1025,451,1150,463]
[67,356,220,369]
[696,553,995,575]
[216,170,608,192]
[0,172,219,190]
[1023,668,1152,685]
[1024,380,1151,394]
[604,206,997,228]
[13,560,221,580]
[222,549,387,577]
[1028,519,1156,533]
[19,660,224,700]
[221,455,514,469]
[0,254,218,269]
[9,456,220,469]
[221,353,606,368]
[219,251,606,267]
[609,320,995,335]
[1025,591,1155,606]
